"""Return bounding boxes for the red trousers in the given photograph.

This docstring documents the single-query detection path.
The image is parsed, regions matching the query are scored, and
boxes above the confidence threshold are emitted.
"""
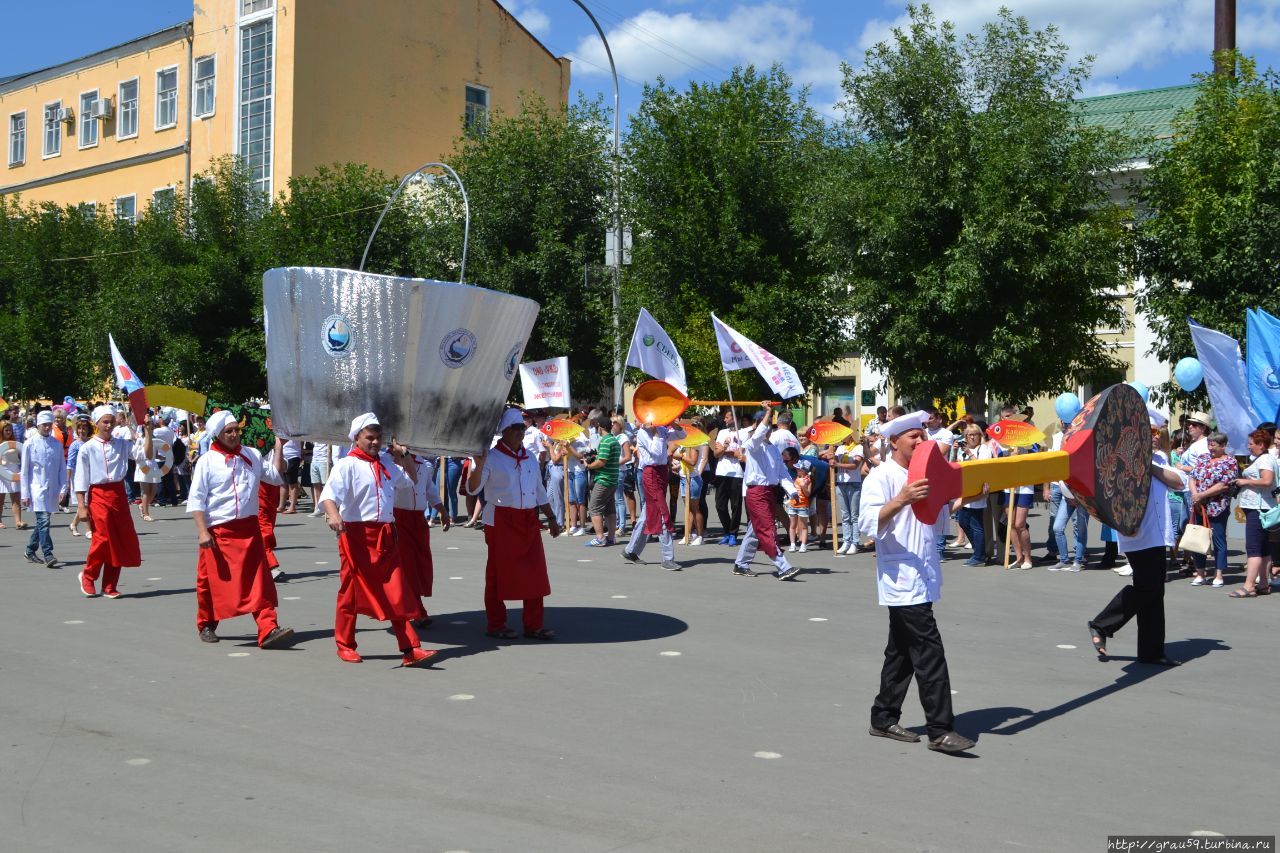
[195,516,280,645]
[85,482,141,593]
[484,565,545,632]
[335,522,424,653]
[746,485,782,559]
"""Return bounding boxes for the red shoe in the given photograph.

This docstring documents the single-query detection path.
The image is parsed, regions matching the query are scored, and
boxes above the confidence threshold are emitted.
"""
[103,588,123,599]
[336,648,363,663]
[401,648,437,668]
[78,571,98,598]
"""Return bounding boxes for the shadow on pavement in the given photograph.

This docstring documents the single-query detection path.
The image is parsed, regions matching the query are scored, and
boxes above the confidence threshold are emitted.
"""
[421,606,688,646]
[961,638,1231,738]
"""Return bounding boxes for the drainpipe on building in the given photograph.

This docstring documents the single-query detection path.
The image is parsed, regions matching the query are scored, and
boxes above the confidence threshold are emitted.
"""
[184,22,194,205]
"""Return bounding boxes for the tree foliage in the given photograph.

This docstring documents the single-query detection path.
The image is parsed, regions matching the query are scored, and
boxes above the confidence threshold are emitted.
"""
[1135,53,1280,401]
[623,66,846,401]
[811,5,1132,406]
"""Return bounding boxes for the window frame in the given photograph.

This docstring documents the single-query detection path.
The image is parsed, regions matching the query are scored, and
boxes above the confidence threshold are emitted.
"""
[464,83,490,136]
[193,55,217,119]
[117,77,140,140]
[239,0,274,22]
[42,100,62,159]
[8,111,25,167]
[236,15,276,197]
[113,194,137,224]
[151,185,177,210]
[78,89,100,150]
[155,65,180,131]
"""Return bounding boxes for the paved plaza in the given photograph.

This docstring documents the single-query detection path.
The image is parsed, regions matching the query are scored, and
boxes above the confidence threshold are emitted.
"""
[1,504,1275,852]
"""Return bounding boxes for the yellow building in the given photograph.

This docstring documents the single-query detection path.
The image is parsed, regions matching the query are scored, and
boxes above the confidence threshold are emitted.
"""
[1,0,570,217]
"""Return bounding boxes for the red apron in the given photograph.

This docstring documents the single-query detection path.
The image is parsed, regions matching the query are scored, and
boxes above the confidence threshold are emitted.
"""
[196,515,278,620]
[258,483,280,569]
[86,482,142,568]
[641,465,673,535]
[485,506,551,600]
[393,507,434,598]
[337,521,425,620]
[745,484,781,559]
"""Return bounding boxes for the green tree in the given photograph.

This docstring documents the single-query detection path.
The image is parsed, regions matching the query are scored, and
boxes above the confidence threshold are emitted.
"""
[1135,53,1280,402]
[812,5,1131,406]
[623,66,844,401]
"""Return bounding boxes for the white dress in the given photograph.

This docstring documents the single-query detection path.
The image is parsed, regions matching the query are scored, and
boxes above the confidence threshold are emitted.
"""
[0,439,22,494]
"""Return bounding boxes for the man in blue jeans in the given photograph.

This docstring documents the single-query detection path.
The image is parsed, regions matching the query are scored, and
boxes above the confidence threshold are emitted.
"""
[21,410,68,569]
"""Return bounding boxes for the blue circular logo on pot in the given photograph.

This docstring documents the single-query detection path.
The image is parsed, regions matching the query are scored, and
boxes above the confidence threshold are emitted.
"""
[504,343,522,380]
[440,328,477,368]
[322,314,352,357]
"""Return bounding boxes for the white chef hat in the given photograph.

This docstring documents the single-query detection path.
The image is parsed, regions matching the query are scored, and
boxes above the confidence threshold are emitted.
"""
[36,410,55,426]
[1147,405,1168,428]
[349,412,380,441]
[498,407,525,432]
[205,410,238,440]
[91,405,115,424]
[883,410,929,440]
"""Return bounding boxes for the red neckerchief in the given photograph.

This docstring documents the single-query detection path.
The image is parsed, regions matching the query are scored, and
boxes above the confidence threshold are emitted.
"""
[348,446,389,483]
[495,440,527,461]
[210,439,251,467]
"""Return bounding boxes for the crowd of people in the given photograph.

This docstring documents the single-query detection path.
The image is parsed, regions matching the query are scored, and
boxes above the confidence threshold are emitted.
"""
[3,390,1276,753]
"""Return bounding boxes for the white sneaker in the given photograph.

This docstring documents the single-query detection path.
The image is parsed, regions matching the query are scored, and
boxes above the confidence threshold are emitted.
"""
[799,543,808,553]
[788,543,797,553]
[1116,566,1133,577]
[1211,577,1224,588]
[1020,561,1034,570]
[570,527,586,537]
[690,536,703,547]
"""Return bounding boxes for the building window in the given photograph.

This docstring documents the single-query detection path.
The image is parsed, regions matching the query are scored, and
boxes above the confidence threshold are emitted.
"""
[114,195,136,224]
[156,66,179,129]
[8,112,24,166]
[79,91,99,149]
[152,186,177,212]
[465,85,489,135]
[239,19,274,195]
[240,0,272,16]
[193,56,216,118]
[118,79,139,139]
[77,202,96,220]
[43,102,61,158]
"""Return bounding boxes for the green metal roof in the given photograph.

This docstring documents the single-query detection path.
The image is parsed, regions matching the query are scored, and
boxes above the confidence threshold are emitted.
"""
[1076,83,1201,159]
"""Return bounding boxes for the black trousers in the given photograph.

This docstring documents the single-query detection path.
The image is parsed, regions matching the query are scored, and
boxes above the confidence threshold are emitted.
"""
[1089,546,1165,660]
[716,478,743,536]
[871,602,955,738]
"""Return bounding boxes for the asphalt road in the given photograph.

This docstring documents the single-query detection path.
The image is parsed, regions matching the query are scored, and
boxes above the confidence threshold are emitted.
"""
[1,502,1275,852]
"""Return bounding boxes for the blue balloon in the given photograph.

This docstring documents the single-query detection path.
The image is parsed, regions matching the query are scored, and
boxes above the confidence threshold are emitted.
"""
[1174,357,1203,391]
[1128,381,1150,403]
[1054,392,1082,424]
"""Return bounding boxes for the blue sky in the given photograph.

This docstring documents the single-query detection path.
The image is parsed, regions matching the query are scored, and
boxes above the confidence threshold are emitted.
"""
[5,0,1279,124]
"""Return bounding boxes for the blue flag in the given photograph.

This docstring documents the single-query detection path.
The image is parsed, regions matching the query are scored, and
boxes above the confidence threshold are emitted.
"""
[1188,318,1259,453]
[1246,308,1280,425]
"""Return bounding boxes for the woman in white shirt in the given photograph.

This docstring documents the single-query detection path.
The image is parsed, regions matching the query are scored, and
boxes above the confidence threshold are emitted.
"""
[712,420,744,546]
[1232,428,1277,597]
[953,425,992,566]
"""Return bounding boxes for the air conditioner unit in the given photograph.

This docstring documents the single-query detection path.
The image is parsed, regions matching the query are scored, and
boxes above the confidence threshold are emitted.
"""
[56,107,75,124]
[90,98,113,120]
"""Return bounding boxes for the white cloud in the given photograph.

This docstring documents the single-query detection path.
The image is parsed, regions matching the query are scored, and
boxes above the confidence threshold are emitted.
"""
[857,0,1280,82]
[503,0,551,39]
[570,3,843,92]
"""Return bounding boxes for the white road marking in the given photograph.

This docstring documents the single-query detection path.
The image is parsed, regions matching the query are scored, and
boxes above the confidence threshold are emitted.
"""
[282,596,301,601]
[754,751,782,759]
[611,595,627,599]
[1056,644,1077,650]
[448,694,474,701]
[808,617,828,622]
[63,620,85,625]
[148,577,162,581]
[125,758,151,766]
[314,561,328,565]
[449,576,463,580]
[659,651,682,657]
[227,652,251,658]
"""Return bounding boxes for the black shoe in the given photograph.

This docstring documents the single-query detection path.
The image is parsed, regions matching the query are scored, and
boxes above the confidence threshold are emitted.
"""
[44,558,61,570]
[24,552,42,564]
[1088,622,1107,657]
[927,732,976,753]
[621,550,640,564]
[1137,656,1181,667]
[869,724,921,743]
[732,565,755,577]
[260,626,295,649]
[199,627,220,644]
[776,564,801,581]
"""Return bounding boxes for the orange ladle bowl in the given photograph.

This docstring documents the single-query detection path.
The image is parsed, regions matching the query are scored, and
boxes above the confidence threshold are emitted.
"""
[632,380,778,427]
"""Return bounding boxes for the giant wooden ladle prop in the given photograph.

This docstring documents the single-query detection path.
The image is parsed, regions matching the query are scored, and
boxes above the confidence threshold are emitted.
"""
[632,380,779,427]
[908,383,1152,536]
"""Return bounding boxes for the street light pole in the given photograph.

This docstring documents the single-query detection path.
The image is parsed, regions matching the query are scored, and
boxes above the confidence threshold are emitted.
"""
[568,0,623,408]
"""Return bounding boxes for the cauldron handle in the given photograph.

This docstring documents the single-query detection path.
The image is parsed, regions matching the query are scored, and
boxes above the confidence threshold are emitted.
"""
[358,161,470,284]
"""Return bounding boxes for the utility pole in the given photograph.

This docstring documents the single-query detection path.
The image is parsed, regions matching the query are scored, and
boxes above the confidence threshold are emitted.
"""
[1214,0,1236,76]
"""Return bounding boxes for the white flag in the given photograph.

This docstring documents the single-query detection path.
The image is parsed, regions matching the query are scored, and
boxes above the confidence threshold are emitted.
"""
[1189,319,1259,453]
[519,356,571,409]
[710,313,805,399]
[625,308,687,394]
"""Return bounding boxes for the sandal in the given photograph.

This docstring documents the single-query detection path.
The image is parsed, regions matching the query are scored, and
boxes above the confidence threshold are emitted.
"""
[485,628,519,639]
[15,522,29,530]
[523,628,557,641]
[1088,623,1107,657]
[1227,589,1257,598]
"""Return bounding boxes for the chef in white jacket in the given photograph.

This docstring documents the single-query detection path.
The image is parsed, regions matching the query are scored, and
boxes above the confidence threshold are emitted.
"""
[21,410,68,568]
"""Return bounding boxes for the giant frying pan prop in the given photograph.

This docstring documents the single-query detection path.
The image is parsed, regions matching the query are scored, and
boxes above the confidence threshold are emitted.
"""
[632,380,778,427]
[907,383,1151,535]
